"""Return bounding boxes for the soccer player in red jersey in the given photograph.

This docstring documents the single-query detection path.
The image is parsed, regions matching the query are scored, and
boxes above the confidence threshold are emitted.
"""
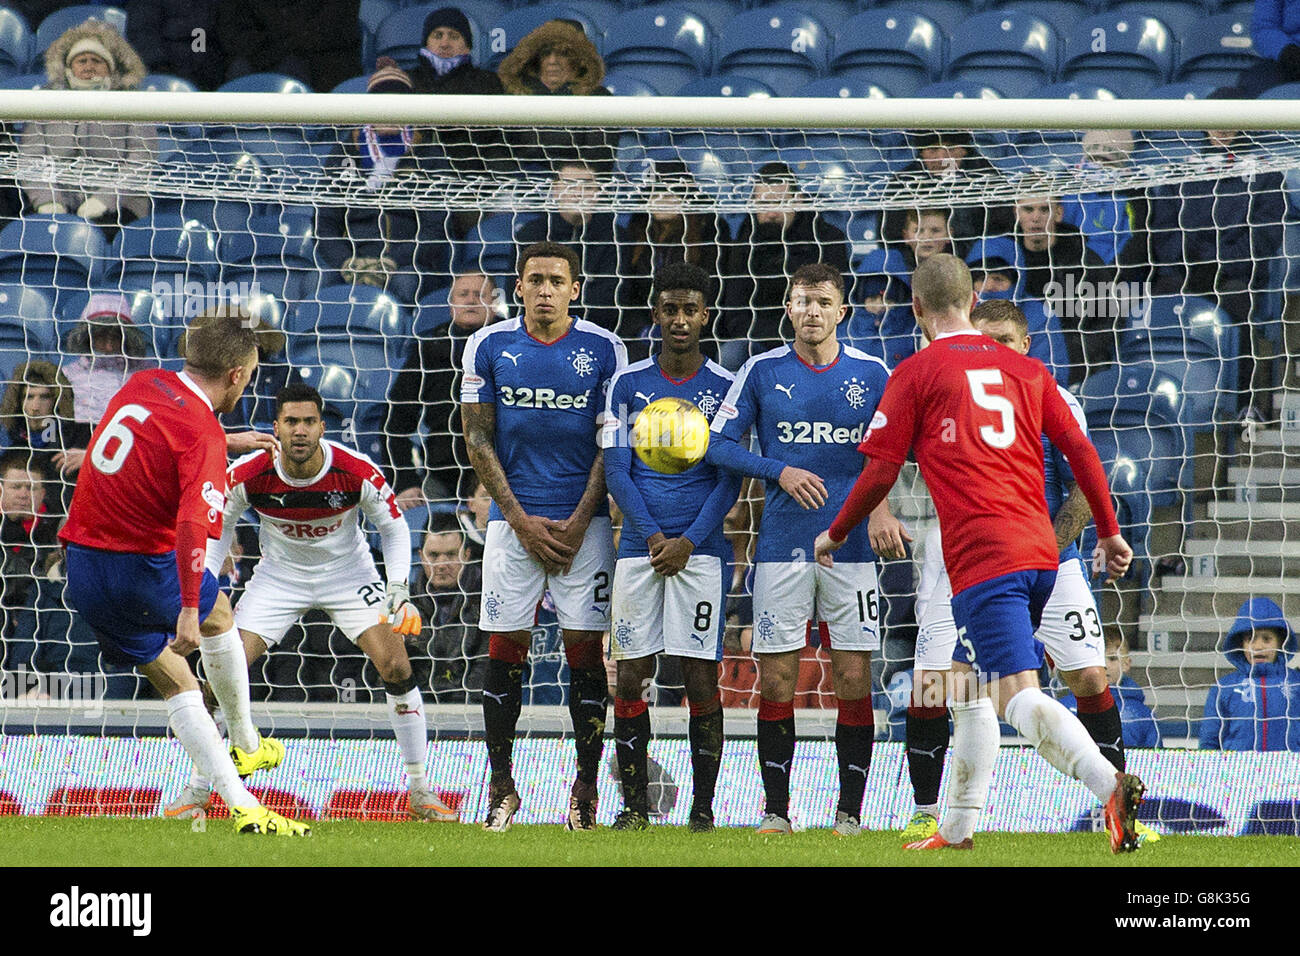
[814,254,1144,853]
[60,313,309,836]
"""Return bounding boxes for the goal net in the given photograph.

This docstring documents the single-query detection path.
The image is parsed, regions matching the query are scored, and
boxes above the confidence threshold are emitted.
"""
[0,91,1297,832]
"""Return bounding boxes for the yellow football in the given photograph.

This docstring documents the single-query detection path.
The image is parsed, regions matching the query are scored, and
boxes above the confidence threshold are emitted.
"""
[631,397,711,474]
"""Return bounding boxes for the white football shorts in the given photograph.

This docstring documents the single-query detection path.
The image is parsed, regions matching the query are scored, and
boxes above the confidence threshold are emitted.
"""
[609,553,726,662]
[751,560,881,655]
[234,557,387,646]
[478,517,614,632]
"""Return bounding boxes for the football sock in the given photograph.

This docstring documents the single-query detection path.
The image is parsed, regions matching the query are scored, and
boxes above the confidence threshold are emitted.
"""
[1004,688,1119,803]
[199,627,259,753]
[613,698,651,815]
[166,690,256,809]
[482,636,527,783]
[385,680,428,788]
[939,698,999,844]
[688,696,723,817]
[1075,688,1126,772]
[756,697,796,819]
[565,642,608,787]
[187,768,211,792]
[835,696,874,818]
[906,704,949,810]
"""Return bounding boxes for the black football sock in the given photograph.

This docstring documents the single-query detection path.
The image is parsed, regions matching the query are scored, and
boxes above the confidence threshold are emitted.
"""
[566,655,608,787]
[614,698,651,815]
[757,697,796,819]
[482,636,527,785]
[1076,689,1126,772]
[688,699,724,818]
[835,697,874,818]
[907,704,950,811]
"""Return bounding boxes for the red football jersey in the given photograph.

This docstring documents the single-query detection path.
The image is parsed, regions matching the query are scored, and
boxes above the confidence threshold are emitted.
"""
[61,370,227,556]
[860,331,1091,594]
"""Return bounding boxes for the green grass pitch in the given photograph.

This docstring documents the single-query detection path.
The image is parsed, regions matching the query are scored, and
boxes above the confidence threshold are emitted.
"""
[0,817,1293,867]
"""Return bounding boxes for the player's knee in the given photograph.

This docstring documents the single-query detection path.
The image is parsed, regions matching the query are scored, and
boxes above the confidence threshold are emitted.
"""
[682,659,720,710]
[199,593,235,636]
[1063,665,1108,698]
[615,657,654,700]
[563,634,603,672]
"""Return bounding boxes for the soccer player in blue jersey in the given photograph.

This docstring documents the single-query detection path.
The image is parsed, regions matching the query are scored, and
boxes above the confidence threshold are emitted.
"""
[708,261,910,835]
[461,241,627,831]
[601,262,740,833]
[901,298,1142,842]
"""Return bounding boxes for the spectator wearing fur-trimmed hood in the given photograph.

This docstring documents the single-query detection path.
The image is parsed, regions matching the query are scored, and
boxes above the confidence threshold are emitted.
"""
[498,19,607,96]
[17,20,156,226]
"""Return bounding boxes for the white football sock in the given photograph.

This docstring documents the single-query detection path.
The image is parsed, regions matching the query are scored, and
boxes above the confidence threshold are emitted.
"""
[167,691,257,809]
[200,627,259,753]
[387,688,428,788]
[938,697,999,844]
[187,768,211,792]
[1004,688,1118,802]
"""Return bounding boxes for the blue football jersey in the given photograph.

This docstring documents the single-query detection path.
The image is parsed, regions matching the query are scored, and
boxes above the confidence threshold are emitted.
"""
[1043,384,1089,562]
[712,344,890,563]
[462,317,627,521]
[602,357,736,560]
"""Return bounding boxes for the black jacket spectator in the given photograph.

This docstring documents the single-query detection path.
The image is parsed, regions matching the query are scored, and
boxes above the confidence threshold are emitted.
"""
[386,324,475,498]
[0,455,57,634]
[409,546,485,703]
[125,0,225,90]
[217,0,361,93]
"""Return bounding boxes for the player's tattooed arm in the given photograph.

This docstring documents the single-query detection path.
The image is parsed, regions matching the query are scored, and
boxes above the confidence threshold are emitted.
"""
[463,402,575,571]
[554,450,608,570]
[1053,482,1091,552]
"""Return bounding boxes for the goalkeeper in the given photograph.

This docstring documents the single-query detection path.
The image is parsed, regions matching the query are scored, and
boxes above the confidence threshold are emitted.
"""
[165,381,457,823]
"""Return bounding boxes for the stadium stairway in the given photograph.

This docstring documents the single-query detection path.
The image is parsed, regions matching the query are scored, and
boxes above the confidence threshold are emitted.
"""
[1137,389,1300,738]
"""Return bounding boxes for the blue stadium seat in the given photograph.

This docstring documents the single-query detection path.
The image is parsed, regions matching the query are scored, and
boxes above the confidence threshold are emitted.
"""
[34,6,126,61]
[414,286,453,338]
[104,215,218,295]
[0,71,43,90]
[603,6,713,97]
[484,5,598,70]
[209,131,326,176]
[1030,80,1120,99]
[0,285,57,382]
[945,11,1059,97]
[796,77,892,98]
[754,0,856,29]
[883,0,978,35]
[218,214,320,303]
[1062,13,1174,96]
[674,0,744,32]
[1109,2,1202,42]
[291,362,391,462]
[0,8,32,76]
[141,74,197,94]
[216,73,313,95]
[1077,442,1155,572]
[284,283,412,373]
[676,74,776,97]
[1079,363,1187,505]
[715,7,829,97]
[330,75,372,94]
[830,9,944,97]
[562,0,624,28]
[1174,14,1260,86]
[459,212,518,276]
[915,79,1004,99]
[376,4,489,70]
[601,69,661,95]
[1148,80,1219,98]
[360,0,398,68]
[1213,0,1257,20]
[1120,294,1238,421]
[0,215,107,326]
[986,0,1091,38]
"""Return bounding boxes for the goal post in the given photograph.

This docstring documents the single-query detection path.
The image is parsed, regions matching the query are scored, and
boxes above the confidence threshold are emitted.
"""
[0,89,1297,832]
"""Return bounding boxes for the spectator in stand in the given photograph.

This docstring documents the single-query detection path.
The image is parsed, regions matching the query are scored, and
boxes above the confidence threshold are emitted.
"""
[411,6,509,204]
[1237,0,1300,97]
[18,20,157,235]
[409,515,486,703]
[316,58,450,305]
[217,0,361,94]
[1199,597,1300,752]
[1062,632,1162,749]
[497,19,615,171]
[125,0,225,90]
[514,161,620,329]
[717,161,851,369]
[60,293,154,426]
[881,131,1014,258]
[1060,129,1150,278]
[386,271,503,508]
[0,361,91,513]
[615,160,722,357]
[0,451,57,655]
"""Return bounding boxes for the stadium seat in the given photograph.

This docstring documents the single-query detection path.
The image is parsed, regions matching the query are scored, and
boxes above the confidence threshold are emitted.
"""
[360,0,398,68]
[562,0,624,28]
[985,0,1091,38]
[331,75,372,94]
[1062,14,1174,96]
[291,362,391,462]
[0,8,32,77]
[1079,363,1187,505]
[414,286,453,338]
[883,0,976,35]
[602,6,713,97]
[218,214,320,303]
[1121,294,1238,421]
[484,5,598,70]
[830,9,944,97]
[1174,14,1261,86]
[459,212,518,275]
[284,283,412,373]
[674,0,744,32]
[0,285,57,382]
[1213,0,1257,20]
[0,70,44,90]
[1148,80,1219,99]
[715,7,829,97]
[601,70,661,96]
[216,73,314,95]
[141,74,197,94]
[676,74,775,97]
[754,0,856,29]
[795,77,892,98]
[1105,1,1203,41]
[1030,81,1120,99]
[915,79,1004,99]
[34,6,126,61]
[104,215,219,296]
[945,11,1059,97]
[208,131,326,176]
[0,215,107,326]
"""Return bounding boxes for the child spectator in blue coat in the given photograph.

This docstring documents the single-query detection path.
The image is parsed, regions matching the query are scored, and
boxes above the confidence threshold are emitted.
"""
[1199,597,1300,751]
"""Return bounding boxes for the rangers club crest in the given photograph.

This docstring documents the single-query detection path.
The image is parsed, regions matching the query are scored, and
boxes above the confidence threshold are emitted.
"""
[694,389,720,419]
[570,347,596,377]
[756,611,778,645]
[483,590,504,623]
[613,619,635,648]
[841,376,868,410]
[325,490,347,510]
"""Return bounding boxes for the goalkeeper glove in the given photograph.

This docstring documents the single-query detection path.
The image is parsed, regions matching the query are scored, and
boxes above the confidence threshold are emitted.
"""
[381,581,422,636]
